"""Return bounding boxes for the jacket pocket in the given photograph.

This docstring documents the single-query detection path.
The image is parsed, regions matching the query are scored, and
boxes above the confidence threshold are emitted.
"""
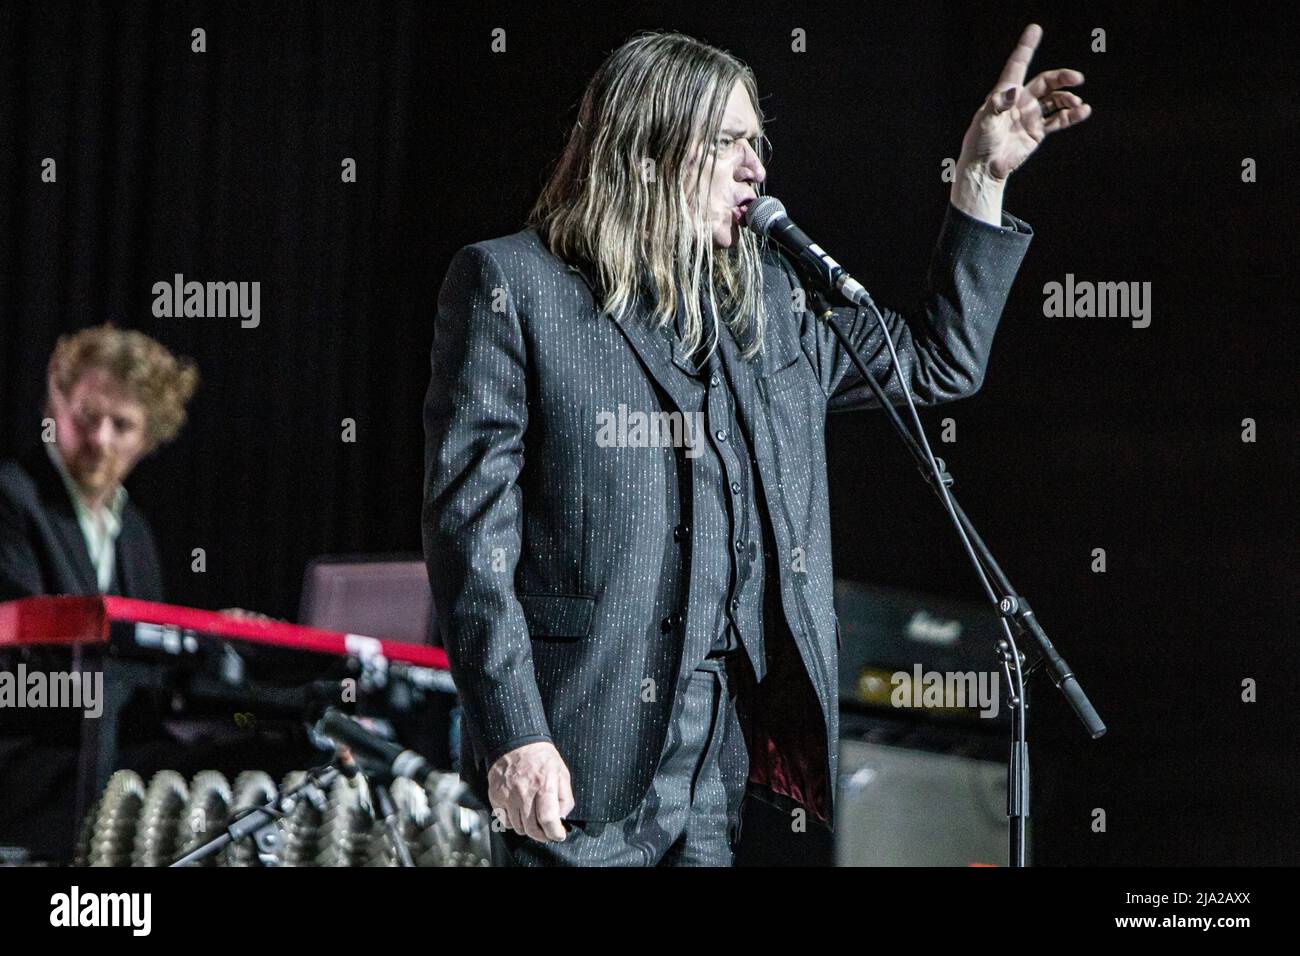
[519,592,596,640]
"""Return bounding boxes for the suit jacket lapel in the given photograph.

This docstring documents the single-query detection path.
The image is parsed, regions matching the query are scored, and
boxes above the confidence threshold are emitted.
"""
[576,255,800,430]
[113,523,135,597]
[51,510,98,593]
[713,312,763,441]
[569,262,700,414]
[715,273,803,482]
[609,311,702,415]
[30,450,100,593]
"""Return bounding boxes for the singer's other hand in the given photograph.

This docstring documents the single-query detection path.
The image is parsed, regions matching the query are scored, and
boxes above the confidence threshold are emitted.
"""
[487,741,574,842]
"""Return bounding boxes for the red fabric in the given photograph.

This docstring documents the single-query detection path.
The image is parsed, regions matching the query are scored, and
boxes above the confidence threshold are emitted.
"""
[0,595,449,670]
[736,624,831,824]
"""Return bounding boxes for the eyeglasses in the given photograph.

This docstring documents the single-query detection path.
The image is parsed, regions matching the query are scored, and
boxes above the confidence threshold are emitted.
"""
[710,132,772,166]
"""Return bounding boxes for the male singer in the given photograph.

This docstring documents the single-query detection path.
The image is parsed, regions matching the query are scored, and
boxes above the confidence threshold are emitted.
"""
[423,26,1089,866]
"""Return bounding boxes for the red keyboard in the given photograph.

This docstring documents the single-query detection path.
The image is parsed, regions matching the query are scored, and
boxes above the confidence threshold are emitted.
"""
[0,595,449,671]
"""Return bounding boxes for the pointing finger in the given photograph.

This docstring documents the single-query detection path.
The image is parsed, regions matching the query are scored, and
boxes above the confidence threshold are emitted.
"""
[997,23,1042,91]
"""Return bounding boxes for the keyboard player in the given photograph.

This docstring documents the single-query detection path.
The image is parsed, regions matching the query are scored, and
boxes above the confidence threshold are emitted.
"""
[0,324,198,603]
[0,324,201,861]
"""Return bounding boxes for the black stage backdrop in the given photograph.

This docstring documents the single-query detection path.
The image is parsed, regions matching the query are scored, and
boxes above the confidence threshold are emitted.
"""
[1,1,1296,865]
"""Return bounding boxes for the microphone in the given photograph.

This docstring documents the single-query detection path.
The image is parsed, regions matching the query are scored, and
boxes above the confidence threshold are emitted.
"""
[743,196,873,308]
[314,707,430,782]
[431,776,491,814]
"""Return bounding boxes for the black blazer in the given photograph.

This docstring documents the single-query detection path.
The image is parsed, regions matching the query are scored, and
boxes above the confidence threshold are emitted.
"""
[424,201,1033,828]
[0,445,165,603]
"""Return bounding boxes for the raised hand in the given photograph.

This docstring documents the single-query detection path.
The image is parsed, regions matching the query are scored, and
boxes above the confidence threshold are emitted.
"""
[958,23,1092,182]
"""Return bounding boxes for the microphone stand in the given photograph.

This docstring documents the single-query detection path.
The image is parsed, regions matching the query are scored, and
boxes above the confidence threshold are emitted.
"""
[353,756,416,868]
[807,283,1105,868]
[170,759,344,867]
[310,710,417,868]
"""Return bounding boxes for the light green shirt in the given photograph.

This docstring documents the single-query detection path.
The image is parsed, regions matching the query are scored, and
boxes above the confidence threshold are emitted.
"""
[46,443,128,593]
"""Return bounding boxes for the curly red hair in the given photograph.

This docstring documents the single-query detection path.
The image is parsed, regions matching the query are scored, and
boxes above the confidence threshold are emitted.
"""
[48,324,199,449]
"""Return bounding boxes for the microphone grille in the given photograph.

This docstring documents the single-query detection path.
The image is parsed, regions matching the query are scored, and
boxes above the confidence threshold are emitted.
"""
[744,196,787,236]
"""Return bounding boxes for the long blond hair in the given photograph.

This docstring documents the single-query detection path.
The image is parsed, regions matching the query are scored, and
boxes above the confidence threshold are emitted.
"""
[527,31,769,361]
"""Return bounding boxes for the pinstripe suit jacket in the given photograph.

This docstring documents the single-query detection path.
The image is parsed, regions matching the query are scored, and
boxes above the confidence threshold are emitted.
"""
[423,200,1033,829]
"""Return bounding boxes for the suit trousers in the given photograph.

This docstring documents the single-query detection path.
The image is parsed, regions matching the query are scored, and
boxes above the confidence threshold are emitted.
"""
[489,651,750,866]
